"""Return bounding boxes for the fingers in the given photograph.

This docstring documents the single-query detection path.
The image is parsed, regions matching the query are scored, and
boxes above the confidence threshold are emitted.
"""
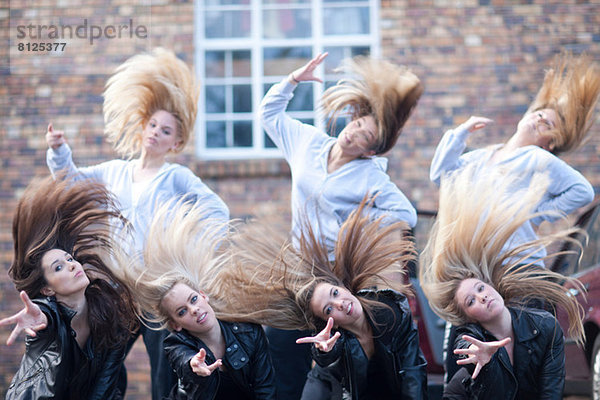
[472,362,483,380]
[324,331,341,349]
[47,122,53,133]
[206,359,222,373]
[296,336,318,345]
[21,291,34,311]
[324,317,334,334]
[461,335,484,346]
[456,356,476,366]
[495,337,511,348]
[0,314,18,327]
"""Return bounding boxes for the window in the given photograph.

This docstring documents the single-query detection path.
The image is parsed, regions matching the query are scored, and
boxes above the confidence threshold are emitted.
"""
[194,0,379,159]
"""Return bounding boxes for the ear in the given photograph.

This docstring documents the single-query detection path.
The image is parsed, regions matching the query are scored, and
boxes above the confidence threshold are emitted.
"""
[168,320,182,332]
[171,138,184,152]
[40,287,55,297]
[198,291,209,303]
[363,149,376,157]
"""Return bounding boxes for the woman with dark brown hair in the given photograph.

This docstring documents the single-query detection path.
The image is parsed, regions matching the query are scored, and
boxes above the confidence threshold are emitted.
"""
[209,199,428,399]
[0,176,137,399]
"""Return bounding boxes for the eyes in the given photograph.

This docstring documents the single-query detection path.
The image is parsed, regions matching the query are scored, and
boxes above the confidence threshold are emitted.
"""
[466,284,485,307]
[148,121,172,136]
[177,295,199,317]
[536,112,553,131]
[54,255,74,272]
[324,289,339,315]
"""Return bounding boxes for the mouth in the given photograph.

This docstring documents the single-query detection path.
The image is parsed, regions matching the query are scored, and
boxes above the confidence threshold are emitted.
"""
[346,302,353,315]
[196,312,207,324]
[74,270,84,278]
[487,299,494,309]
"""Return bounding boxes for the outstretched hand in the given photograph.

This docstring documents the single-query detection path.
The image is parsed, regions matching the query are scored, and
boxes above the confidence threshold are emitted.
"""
[46,122,67,150]
[458,116,494,133]
[454,335,511,379]
[290,52,328,84]
[190,348,222,377]
[295,317,341,353]
[0,291,47,346]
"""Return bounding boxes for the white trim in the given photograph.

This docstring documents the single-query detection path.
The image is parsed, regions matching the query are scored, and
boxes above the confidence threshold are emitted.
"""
[194,0,379,161]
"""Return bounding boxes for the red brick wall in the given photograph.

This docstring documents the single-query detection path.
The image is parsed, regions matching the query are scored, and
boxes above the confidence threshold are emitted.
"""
[1,0,600,398]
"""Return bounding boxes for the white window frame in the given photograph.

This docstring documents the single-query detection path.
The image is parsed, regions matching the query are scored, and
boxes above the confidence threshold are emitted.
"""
[194,0,380,160]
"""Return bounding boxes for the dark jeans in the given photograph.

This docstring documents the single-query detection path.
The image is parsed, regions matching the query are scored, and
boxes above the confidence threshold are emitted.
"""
[121,324,177,400]
[265,327,313,400]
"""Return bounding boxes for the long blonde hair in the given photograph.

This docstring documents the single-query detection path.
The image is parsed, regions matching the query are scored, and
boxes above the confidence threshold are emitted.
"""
[103,48,199,158]
[321,56,423,155]
[419,165,585,344]
[112,200,227,330]
[527,51,600,155]
[212,199,415,331]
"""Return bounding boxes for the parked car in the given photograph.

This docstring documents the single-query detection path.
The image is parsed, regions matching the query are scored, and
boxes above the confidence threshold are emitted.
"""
[411,209,445,399]
[552,198,600,399]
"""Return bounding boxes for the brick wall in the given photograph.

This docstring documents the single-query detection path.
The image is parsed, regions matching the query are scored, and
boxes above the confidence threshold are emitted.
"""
[1,0,599,398]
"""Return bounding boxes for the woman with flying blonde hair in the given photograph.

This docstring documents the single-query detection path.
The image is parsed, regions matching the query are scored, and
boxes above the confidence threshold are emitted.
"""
[211,199,427,400]
[0,176,137,399]
[429,51,599,385]
[259,51,423,398]
[113,201,276,399]
[43,48,230,399]
[419,165,585,399]
[430,51,599,268]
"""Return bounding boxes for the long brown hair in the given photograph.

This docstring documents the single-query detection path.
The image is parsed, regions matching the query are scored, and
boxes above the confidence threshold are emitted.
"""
[10,176,138,350]
[419,165,585,344]
[527,51,600,155]
[322,56,423,155]
[213,198,415,331]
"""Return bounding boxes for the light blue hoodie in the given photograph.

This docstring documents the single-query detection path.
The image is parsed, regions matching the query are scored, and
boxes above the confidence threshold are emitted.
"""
[47,144,230,253]
[261,79,417,255]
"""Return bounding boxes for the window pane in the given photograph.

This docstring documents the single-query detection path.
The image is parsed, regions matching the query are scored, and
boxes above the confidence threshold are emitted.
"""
[288,84,313,111]
[264,131,277,148]
[323,7,369,35]
[233,85,252,112]
[206,85,226,113]
[323,46,370,73]
[207,121,227,148]
[232,50,251,77]
[263,0,309,4]
[263,9,311,39]
[263,46,312,76]
[205,10,251,38]
[233,120,252,147]
[206,0,250,4]
[206,51,225,78]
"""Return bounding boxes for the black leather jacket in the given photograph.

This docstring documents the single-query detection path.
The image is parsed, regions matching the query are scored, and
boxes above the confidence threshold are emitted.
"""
[311,289,428,400]
[6,297,126,400]
[446,307,564,400]
[164,320,277,400]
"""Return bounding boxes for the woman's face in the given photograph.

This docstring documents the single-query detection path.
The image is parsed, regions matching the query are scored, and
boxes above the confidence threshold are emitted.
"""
[455,278,505,324]
[162,282,218,335]
[41,249,90,299]
[141,110,182,156]
[337,115,378,158]
[515,108,558,151]
[310,282,363,328]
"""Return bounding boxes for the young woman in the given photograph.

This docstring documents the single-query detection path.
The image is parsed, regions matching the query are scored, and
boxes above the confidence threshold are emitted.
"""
[1,176,137,400]
[420,165,585,399]
[260,51,423,398]
[211,199,428,400]
[44,48,230,399]
[114,201,276,399]
[430,52,599,268]
[429,52,599,385]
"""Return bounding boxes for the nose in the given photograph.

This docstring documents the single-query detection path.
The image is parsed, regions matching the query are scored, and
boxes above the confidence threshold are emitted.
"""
[477,293,487,303]
[68,261,75,271]
[333,300,344,311]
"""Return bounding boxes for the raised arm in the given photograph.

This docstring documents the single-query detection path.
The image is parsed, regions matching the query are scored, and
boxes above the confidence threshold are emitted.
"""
[430,116,493,186]
[259,53,328,161]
